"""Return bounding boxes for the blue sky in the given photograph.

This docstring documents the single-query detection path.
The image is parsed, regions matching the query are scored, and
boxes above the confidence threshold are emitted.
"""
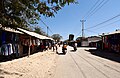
[38,0,120,40]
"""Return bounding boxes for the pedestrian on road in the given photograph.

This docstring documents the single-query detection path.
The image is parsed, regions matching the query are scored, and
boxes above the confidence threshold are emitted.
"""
[55,43,58,53]
[52,42,55,51]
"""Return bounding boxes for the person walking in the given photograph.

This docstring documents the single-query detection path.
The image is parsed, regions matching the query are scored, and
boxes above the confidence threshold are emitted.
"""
[55,43,58,53]
[74,42,77,51]
[52,42,55,51]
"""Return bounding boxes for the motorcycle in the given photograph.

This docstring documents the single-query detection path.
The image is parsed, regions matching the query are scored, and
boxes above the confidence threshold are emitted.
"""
[73,46,77,51]
[73,42,77,51]
[62,44,67,54]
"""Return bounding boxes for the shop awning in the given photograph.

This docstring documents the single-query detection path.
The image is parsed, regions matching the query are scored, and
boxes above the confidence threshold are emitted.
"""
[17,28,46,39]
[17,28,54,40]
[0,26,23,34]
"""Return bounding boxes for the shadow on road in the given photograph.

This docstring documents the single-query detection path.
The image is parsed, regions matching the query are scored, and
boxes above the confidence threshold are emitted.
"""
[0,51,43,63]
[70,50,76,52]
[0,55,13,62]
[57,52,66,55]
[85,49,120,63]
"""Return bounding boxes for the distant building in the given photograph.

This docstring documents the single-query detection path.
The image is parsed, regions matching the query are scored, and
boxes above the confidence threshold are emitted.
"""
[81,37,89,46]
[88,36,102,48]
[76,37,82,47]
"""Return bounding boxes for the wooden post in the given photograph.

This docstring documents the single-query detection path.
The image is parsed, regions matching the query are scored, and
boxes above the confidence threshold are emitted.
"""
[28,36,31,57]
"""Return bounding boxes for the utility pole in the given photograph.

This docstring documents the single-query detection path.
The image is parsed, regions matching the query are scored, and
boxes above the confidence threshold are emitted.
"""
[47,26,48,36]
[80,20,86,38]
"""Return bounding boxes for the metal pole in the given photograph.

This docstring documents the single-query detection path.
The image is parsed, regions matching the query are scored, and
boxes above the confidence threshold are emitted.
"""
[80,20,86,38]
[28,36,31,57]
[47,26,48,36]
[80,20,86,46]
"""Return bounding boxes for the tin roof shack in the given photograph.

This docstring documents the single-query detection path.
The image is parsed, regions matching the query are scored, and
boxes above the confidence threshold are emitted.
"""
[17,28,54,56]
[81,37,89,47]
[0,27,24,60]
[102,30,120,53]
[88,36,102,48]
[0,26,54,59]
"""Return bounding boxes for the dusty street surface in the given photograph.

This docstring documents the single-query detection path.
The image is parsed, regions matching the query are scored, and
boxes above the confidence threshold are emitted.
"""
[0,50,58,78]
[0,46,120,78]
[53,46,120,78]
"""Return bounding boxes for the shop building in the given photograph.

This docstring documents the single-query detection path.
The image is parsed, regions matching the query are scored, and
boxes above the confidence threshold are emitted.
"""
[102,30,120,53]
[0,26,54,59]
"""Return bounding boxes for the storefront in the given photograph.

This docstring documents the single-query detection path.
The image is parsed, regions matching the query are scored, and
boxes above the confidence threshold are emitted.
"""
[0,27,23,57]
[102,30,120,53]
[17,28,54,56]
[0,27,54,59]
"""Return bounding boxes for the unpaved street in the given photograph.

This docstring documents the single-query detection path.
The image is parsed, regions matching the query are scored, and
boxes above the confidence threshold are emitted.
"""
[0,46,120,78]
[53,46,120,78]
[0,51,57,78]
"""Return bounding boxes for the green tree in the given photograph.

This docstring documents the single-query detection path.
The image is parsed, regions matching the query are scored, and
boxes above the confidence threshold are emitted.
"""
[33,26,47,36]
[0,0,77,28]
[34,26,43,34]
[51,34,62,41]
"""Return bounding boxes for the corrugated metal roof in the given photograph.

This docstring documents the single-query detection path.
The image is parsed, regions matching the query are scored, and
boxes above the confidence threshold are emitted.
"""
[88,39,101,43]
[105,30,120,35]
[0,27,23,34]
[17,28,54,40]
[17,28,46,39]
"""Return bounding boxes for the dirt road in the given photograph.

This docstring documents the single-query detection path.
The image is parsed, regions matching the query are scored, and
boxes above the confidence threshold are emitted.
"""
[53,46,120,78]
[0,51,57,78]
[0,46,120,78]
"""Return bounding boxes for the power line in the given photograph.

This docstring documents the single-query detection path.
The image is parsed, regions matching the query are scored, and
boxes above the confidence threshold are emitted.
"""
[48,27,54,34]
[40,19,48,28]
[88,0,109,19]
[84,29,101,37]
[92,19,120,30]
[76,31,82,37]
[85,29,99,34]
[84,19,120,37]
[40,19,54,35]
[83,0,100,19]
[85,13,120,30]
[85,0,106,19]
[79,0,108,37]
[39,19,49,36]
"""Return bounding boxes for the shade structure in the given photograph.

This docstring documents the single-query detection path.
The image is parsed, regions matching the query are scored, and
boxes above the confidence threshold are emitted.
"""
[17,28,54,40]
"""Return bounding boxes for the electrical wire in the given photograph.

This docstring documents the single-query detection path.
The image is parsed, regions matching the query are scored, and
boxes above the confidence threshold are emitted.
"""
[84,19,120,37]
[83,0,100,19]
[92,19,120,30]
[87,0,109,19]
[85,29,99,34]
[85,13,120,30]
[80,0,109,37]
[40,19,48,28]
[76,31,82,37]
[40,19,54,34]
[84,29,100,37]
[85,0,109,19]
[48,27,54,34]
